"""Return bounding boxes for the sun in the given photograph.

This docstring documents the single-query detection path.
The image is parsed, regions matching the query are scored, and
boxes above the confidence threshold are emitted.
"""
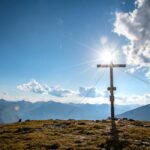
[100,51,115,64]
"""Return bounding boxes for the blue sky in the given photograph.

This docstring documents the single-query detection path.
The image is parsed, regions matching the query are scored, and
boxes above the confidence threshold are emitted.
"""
[0,0,150,105]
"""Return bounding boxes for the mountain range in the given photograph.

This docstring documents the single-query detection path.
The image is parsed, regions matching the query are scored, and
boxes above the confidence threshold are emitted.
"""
[0,99,145,123]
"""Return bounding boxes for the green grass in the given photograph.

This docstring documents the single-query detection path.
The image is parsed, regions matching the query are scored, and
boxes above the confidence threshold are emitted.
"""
[0,120,150,150]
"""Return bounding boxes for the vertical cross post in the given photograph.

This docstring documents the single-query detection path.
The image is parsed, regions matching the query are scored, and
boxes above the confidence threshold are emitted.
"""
[97,62,126,139]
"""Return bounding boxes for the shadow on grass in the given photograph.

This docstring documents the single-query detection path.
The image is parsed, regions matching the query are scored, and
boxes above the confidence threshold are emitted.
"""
[105,121,128,150]
[105,136,128,150]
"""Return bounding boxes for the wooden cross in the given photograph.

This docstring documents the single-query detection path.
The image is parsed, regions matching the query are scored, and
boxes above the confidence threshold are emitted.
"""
[97,62,126,139]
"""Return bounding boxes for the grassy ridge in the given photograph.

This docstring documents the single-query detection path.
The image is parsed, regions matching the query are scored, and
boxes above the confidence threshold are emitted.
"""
[0,120,150,149]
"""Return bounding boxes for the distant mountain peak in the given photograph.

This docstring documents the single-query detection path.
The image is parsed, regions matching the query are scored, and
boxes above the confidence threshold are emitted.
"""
[118,104,150,121]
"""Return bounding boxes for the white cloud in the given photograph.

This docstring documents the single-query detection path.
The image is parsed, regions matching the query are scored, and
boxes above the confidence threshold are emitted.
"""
[116,93,150,105]
[135,0,145,7]
[114,0,150,78]
[17,79,49,94]
[78,87,101,97]
[17,80,73,97]
[49,86,74,97]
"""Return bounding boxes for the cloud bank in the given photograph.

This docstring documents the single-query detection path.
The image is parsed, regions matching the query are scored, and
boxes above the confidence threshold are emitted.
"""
[17,80,73,97]
[16,80,150,105]
[17,80,102,98]
[114,0,150,78]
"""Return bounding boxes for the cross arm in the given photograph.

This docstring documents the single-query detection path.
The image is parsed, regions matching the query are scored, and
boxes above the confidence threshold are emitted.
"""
[97,64,109,68]
[113,64,126,67]
[97,64,126,68]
